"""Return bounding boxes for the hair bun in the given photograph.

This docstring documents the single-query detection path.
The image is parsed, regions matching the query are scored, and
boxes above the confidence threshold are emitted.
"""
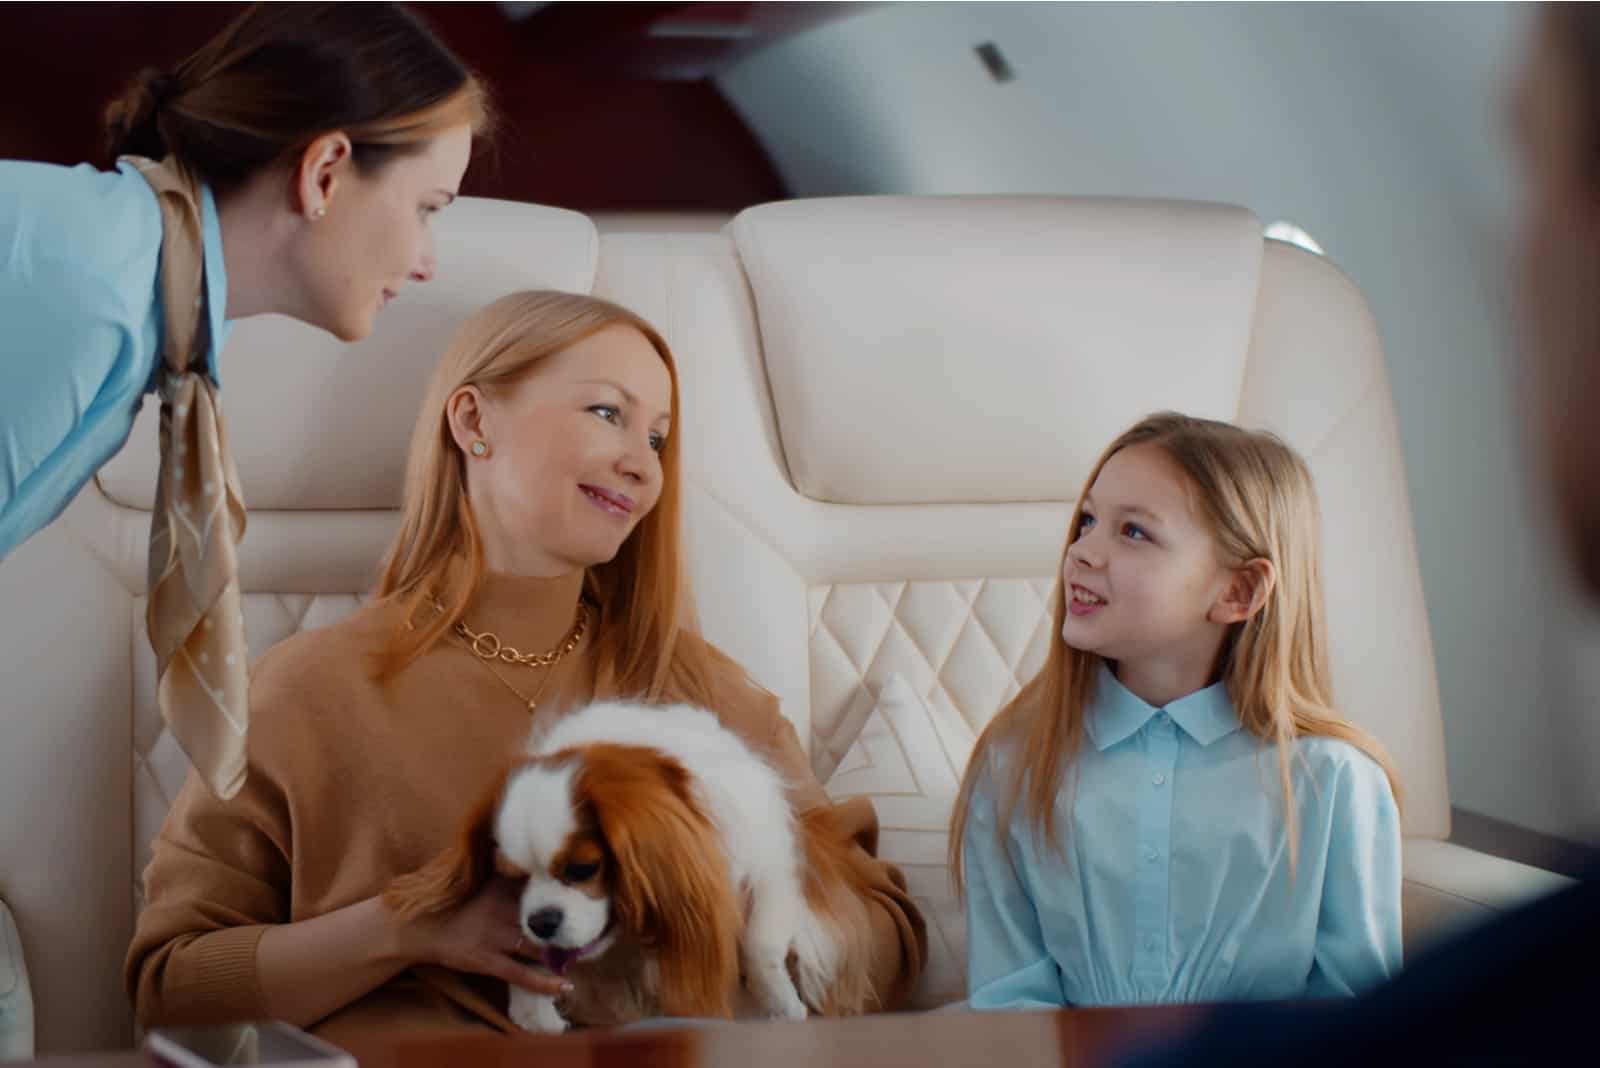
[103,67,177,161]
[147,71,179,107]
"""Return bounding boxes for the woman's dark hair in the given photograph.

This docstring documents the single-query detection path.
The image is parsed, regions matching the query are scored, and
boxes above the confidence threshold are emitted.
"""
[103,2,491,194]
[1556,4,1600,180]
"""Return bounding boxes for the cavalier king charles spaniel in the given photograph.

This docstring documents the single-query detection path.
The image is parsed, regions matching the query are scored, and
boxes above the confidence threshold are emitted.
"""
[385,699,878,1032]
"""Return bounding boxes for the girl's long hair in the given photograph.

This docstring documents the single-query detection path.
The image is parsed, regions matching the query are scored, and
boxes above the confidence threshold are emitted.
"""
[950,412,1402,894]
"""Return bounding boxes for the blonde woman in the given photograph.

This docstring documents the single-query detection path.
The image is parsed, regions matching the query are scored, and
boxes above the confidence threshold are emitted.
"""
[126,291,926,1040]
[951,412,1402,1009]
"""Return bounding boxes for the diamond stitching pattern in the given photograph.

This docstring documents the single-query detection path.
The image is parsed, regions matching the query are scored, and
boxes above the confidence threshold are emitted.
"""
[131,592,367,910]
[824,673,978,1008]
[809,576,1055,781]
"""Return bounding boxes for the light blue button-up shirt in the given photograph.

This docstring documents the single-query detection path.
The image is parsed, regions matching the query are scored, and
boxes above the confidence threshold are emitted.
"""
[0,158,230,562]
[963,664,1402,1009]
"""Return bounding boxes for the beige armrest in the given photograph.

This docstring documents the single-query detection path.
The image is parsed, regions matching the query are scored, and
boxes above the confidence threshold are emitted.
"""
[1401,837,1575,955]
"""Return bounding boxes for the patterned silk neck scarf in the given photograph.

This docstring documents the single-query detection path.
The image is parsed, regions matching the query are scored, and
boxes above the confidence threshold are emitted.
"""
[127,155,250,799]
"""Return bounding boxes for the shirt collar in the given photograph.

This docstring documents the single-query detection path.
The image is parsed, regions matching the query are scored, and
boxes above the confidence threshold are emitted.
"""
[198,180,231,384]
[1084,662,1241,750]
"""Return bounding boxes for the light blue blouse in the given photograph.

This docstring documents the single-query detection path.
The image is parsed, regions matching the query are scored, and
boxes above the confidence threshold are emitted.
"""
[0,158,230,561]
[963,664,1402,1009]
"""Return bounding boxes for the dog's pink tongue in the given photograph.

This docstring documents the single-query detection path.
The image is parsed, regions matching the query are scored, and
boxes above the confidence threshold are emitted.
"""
[543,947,578,976]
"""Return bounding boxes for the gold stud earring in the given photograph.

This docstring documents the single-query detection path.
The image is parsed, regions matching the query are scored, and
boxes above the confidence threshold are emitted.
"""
[470,440,489,458]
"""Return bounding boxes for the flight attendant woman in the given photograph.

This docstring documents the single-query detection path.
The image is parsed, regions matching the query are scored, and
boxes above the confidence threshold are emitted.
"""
[0,2,492,797]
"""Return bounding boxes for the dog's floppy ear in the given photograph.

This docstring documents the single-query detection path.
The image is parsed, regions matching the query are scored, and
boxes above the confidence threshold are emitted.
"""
[578,744,740,1019]
[384,764,513,920]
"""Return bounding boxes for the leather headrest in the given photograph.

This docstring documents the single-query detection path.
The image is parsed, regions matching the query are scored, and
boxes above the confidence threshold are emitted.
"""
[98,197,599,512]
[730,195,1264,504]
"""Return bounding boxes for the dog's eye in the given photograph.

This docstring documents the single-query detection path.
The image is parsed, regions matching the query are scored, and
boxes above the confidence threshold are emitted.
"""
[563,862,600,882]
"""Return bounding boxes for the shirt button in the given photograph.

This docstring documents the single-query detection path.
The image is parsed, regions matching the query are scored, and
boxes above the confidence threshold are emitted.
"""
[1152,773,1167,786]
[1144,934,1159,951]
[1143,846,1158,862]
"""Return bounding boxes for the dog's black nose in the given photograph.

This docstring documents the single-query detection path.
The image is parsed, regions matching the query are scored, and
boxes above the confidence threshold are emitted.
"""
[527,907,563,940]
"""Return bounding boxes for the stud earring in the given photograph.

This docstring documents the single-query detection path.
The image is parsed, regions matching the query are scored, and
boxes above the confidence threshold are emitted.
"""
[470,440,489,458]
[312,207,326,219]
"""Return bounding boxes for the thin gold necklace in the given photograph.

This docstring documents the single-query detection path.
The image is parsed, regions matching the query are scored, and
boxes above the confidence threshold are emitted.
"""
[430,599,589,714]
[466,652,559,713]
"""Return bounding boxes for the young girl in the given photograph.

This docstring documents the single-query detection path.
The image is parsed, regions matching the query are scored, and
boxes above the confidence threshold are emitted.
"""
[951,412,1403,1008]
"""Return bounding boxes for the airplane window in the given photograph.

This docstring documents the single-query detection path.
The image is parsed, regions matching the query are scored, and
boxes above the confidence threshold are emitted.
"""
[1264,221,1326,256]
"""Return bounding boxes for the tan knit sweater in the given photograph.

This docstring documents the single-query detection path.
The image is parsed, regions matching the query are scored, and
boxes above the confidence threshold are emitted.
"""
[126,569,926,1041]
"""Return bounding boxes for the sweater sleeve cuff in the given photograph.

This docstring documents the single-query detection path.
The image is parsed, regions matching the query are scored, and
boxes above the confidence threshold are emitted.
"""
[173,924,271,1023]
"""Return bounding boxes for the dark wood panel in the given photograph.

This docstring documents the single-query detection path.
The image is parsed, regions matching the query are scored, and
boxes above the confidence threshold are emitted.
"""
[0,1,859,212]
[20,1005,1209,1068]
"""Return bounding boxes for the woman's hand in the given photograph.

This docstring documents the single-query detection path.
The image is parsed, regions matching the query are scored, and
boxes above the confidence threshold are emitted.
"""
[400,875,573,998]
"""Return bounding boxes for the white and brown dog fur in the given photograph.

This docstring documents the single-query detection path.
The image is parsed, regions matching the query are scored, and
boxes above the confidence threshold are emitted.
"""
[385,699,877,1031]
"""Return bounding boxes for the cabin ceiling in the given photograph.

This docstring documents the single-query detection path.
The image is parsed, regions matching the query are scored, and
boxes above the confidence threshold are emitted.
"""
[0,2,877,211]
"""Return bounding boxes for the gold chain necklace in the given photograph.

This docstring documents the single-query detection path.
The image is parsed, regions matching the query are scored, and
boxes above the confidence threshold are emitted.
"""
[443,600,588,714]
[453,603,588,667]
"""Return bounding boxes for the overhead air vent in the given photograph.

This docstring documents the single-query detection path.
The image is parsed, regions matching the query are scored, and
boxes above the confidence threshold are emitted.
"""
[975,42,1015,84]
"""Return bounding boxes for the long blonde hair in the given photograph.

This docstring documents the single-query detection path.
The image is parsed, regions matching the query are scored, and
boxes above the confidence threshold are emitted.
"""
[949,411,1402,893]
[374,290,720,703]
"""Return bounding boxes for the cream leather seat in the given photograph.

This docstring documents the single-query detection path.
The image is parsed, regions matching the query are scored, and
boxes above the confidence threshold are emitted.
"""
[0,195,1570,1054]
